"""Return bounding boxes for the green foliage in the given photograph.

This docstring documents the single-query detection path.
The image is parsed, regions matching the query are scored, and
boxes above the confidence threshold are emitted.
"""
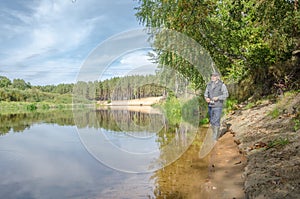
[135,0,300,98]
[199,117,209,125]
[0,110,75,135]
[0,76,12,88]
[163,95,182,125]
[0,73,190,105]
[293,119,300,132]
[269,108,280,119]
[12,79,31,90]
[181,97,199,126]
[53,83,74,94]
[41,103,50,110]
[26,103,37,111]
[73,75,166,103]
[181,96,209,126]
[225,98,238,112]
[0,101,73,114]
[53,94,72,104]
[56,104,65,110]
[245,102,256,110]
[266,137,289,150]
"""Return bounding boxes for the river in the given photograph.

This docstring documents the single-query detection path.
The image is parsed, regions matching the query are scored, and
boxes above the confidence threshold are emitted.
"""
[0,107,213,199]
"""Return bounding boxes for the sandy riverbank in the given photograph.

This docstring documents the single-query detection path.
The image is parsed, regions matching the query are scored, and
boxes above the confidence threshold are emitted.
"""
[196,92,300,199]
[97,96,165,106]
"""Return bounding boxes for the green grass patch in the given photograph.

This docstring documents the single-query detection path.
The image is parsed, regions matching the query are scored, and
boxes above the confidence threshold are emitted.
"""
[268,108,280,118]
[26,103,37,111]
[245,102,255,109]
[293,119,300,132]
[199,117,209,125]
[224,98,238,114]
[266,137,289,149]
[0,101,74,114]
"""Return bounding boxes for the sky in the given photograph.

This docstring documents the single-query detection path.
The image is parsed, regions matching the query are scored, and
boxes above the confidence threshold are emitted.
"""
[0,0,157,85]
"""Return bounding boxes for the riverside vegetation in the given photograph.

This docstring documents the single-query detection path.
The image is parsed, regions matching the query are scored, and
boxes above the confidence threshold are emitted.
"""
[134,0,300,198]
[0,73,173,113]
[1,1,300,198]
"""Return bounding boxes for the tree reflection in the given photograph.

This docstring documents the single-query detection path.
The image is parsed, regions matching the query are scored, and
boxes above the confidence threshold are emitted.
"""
[0,111,75,135]
[1,108,169,135]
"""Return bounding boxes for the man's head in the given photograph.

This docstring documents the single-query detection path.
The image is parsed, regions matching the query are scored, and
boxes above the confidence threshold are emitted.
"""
[211,72,220,82]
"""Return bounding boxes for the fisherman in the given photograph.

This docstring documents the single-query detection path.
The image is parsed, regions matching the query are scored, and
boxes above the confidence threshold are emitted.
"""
[204,72,229,140]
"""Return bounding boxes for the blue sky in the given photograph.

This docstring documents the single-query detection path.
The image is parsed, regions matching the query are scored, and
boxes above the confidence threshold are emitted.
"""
[0,0,157,85]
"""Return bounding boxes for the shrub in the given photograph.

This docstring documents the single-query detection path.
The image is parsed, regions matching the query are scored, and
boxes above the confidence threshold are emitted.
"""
[26,103,37,111]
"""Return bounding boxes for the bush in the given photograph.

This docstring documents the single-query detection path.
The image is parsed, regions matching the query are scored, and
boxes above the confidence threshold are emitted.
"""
[26,103,37,111]
[41,103,50,110]
[225,98,238,112]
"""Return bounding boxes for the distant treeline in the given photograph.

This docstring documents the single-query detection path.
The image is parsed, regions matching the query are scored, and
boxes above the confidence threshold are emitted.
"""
[73,75,165,102]
[0,76,73,103]
[0,71,191,103]
[73,73,190,102]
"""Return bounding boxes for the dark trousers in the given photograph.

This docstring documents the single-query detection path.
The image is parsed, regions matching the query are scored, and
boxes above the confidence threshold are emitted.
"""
[208,106,222,127]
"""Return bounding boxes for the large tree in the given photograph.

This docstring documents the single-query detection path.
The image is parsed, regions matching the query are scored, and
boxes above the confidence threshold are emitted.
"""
[135,0,300,98]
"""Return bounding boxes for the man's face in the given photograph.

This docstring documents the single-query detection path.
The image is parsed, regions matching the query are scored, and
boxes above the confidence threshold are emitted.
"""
[211,75,218,82]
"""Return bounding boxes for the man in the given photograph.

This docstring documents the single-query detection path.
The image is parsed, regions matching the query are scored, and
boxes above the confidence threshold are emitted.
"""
[204,72,229,140]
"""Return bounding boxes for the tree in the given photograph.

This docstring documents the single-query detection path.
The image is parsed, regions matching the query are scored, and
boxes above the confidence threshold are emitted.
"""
[0,76,12,88]
[12,79,31,90]
[135,0,300,98]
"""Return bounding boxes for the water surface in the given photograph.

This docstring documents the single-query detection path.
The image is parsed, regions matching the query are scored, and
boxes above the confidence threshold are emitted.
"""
[0,108,211,198]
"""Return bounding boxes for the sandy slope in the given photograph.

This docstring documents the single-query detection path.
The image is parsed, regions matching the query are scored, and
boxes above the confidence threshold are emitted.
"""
[228,93,300,199]
[203,92,300,199]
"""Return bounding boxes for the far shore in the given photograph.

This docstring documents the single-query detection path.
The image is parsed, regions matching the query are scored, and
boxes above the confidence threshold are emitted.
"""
[96,96,165,114]
[97,96,165,106]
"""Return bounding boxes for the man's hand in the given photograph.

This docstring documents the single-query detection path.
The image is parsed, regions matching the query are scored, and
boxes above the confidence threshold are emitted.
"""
[212,97,219,101]
[205,98,211,103]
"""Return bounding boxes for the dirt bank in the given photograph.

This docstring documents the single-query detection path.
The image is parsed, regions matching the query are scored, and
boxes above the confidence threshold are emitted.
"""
[204,132,246,199]
[226,92,300,199]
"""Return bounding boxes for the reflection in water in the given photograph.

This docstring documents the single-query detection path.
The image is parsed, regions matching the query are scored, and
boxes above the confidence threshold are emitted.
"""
[74,107,198,173]
[0,108,212,198]
[0,110,75,135]
[0,124,155,199]
[0,108,164,135]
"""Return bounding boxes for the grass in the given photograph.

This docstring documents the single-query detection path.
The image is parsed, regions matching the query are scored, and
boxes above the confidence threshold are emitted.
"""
[266,137,289,149]
[224,98,238,113]
[245,102,255,109]
[0,101,74,114]
[26,103,37,111]
[293,119,300,132]
[268,108,280,119]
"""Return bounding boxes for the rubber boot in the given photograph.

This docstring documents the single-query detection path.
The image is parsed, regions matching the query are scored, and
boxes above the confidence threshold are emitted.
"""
[212,125,220,140]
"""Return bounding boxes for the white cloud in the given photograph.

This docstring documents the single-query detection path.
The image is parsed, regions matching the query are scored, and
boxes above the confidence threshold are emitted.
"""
[100,49,158,80]
[0,0,143,85]
[1,0,97,65]
[120,51,153,66]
